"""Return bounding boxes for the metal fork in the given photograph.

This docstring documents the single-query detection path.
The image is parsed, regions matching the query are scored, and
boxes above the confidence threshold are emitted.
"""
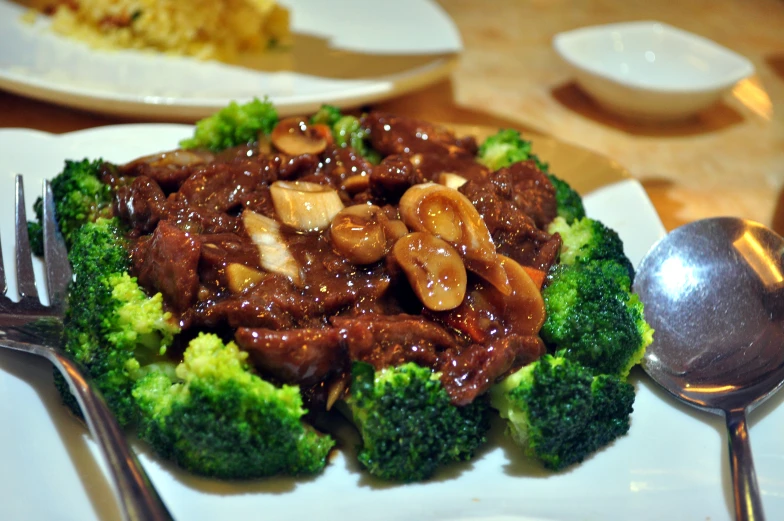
[0,175,174,521]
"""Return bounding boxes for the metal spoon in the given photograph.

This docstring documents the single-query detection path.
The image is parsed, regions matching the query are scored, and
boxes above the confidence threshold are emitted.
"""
[635,217,784,521]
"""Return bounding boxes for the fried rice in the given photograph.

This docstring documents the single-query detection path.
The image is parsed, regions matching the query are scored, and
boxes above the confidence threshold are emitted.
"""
[47,0,290,61]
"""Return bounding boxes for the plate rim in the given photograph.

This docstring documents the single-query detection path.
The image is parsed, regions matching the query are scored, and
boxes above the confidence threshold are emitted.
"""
[0,0,462,121]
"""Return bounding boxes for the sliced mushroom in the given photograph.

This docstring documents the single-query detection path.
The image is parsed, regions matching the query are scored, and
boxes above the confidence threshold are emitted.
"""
[399,183,510,295]
[330,204,389,265]
[242,209,302,285]
[393,232,467,311]
[226,263,266,294]
[270,180,344,233]
[271,117,330,155]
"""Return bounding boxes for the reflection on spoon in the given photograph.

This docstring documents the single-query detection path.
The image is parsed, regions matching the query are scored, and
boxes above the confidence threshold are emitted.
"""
[636,217,784,521]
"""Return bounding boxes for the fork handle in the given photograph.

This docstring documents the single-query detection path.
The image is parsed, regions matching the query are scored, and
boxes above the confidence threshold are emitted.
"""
[48,348,175,521]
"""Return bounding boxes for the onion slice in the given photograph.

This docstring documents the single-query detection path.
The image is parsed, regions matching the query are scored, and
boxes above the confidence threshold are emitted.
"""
[270,180,345,233]
[242,210,302,285]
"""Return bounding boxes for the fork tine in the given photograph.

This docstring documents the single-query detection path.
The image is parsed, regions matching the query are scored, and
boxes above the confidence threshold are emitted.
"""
[0,207,6,298]
[43,180,71,306]
[15,174,38,301]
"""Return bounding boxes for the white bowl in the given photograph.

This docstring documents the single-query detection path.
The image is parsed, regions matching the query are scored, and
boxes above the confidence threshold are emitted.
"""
[553,21,755,121]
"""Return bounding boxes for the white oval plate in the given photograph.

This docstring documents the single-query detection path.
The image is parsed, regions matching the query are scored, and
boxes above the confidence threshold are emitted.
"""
[0,0,461,121]
[1,125,783,521]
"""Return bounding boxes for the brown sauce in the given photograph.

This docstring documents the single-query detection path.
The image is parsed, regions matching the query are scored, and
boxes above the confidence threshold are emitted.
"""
[115,112,561,407]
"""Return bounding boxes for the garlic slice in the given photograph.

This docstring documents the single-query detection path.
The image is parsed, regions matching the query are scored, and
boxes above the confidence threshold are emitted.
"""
[497,255,546,336]
[394,232,467,311]
[242,210,302,285]
[270,180,345,233]
[226,263,266,294]
[330,204,389,265]
[326,376,349,411]
[399,182,510,295]
[438,172,468,190]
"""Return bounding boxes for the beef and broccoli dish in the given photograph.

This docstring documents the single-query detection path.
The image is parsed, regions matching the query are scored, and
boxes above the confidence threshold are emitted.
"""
[33,99,653,482]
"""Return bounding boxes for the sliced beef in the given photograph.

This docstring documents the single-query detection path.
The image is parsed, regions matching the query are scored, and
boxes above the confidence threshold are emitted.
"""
[440,334,545,405]
[277,153,322,181]
[136,221,200,312]
[362,112,477,157]
[331,314,458,371]
[314,146,374,188]
[191,282,296,330]
[119,149,214,191]
[369,155,422,203]
[162,199,241,235]
[235,327,343,385]
[492,161,557,229]
[460,161,562,272]
[413,153,489,184]
[114,175,166,235]
[174,159,271,213]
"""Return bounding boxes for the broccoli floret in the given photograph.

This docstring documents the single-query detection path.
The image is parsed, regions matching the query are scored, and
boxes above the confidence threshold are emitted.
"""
[547,173,586,224]
[28,158,115,254]
[548,216,634,281]
[343,361,490,482]
[541,261,653,377]
[333,115,381,163]
[491,224,648,470]
[60,218,180,426]
[490,354,634,470]
[133,333,335,479]
[476,129,548,172]
[310,104,343,127]
[308,105,381,164]
[180,97,279,152]
[27,196,45,256]
[30,158,114,248]
[27,222,44,257]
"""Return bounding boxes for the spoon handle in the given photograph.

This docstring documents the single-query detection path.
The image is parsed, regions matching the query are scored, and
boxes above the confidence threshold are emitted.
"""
[726,409,766,521]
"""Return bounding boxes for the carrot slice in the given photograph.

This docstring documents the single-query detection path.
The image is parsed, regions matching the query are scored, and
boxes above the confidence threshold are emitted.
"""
[521,266,547,290]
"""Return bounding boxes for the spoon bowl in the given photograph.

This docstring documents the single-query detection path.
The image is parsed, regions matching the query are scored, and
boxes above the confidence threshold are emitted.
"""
[635,217,784,521]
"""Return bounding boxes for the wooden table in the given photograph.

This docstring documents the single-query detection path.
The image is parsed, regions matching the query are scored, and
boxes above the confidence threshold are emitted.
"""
[2,0,783,234]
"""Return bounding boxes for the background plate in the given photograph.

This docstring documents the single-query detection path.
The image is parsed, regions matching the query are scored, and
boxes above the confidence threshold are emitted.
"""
[1,125,782,521]
[0,0,461,121]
